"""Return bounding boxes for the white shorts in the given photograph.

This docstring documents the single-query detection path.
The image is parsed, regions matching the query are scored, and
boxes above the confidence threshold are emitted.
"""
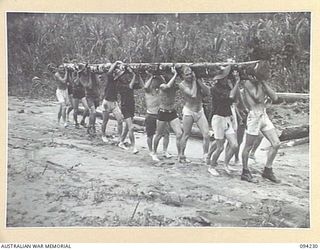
[101,99,123,121]
[246,110,275,136]
[182,106,206,122]
[211,115,236,140]
[56,88,69,104]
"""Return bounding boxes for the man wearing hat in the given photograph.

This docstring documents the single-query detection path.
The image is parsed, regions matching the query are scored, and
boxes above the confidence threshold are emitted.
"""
[197,65,240,176]
[241,61,281,183]
[178,65,210,163]
[101,61,124,144]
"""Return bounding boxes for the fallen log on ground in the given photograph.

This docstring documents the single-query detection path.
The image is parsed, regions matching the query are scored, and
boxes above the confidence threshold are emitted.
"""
[63,61,259,78]
[281,137,309,148]
[276,93,309,103]
[279,125,309,141]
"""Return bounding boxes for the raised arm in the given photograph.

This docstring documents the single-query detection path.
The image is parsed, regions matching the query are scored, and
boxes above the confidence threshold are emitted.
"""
[160,67,178,90]
[196,78,210,96]
[127,66,137,89]
[261,81,278,102]
[107,60,122,75]
[54,70,68,83]
[229,72,241,100]
[178,77,197,98]
[143,75,154,92]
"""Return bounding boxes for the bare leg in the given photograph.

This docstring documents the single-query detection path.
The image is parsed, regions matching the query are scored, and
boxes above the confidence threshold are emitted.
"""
[57,104,62,124]
[73,98,79,125]
[88,105,96,134]
[224,133,238,173]
[260,128,281,183]
[80,97,89,125]
[241,133,258,182]
[196,114,210,160]
[152,120,168,161]
[120,121,129,142]
[147,134,154,152]
[210,139,225,166]
[180,115,194,159]
[261,129,280,169]
[61,102,67,124]
[234,124,245,162]
[207,140,217,164]
[249,133,264,159]
[207,139,224,176]
[242,133,257,171]
[67,95,73,122]
[169,118,183,160]
[163,131,170,153]
[153,121,168,155]
[101,111,109,137]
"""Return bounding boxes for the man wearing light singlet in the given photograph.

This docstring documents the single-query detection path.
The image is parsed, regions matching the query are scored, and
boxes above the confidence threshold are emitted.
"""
[141,73,171,161]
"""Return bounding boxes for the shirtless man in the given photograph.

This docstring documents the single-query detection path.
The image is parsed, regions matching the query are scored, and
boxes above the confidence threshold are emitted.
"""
[241,62,280,183]
[142,73,171,161]
[178,66,210,163]
[54,65,69,128]
[78,64,100,135]
[101,61,124,144]
[197,65,240,176]
[71,69,89,128]
[152,67,183,161]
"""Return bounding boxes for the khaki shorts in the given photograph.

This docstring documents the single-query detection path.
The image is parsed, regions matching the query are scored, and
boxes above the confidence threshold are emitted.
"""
[211,115,236,140]
[182,106,206,122]
[246,110,275,136]
[101,99,123,121]
[56,88,69,105]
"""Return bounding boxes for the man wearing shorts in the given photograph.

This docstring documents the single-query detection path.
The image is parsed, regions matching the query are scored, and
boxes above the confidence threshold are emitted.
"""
[79,64,100,135]
[197,65,240,176]
[54,65,69,128]
[241,61,280,183]
[153,67,183,162]
[71,69,89,128]
[142,73,171,161]
[178,66,210,163]
[117,66,139,154]
[101,61,124,144]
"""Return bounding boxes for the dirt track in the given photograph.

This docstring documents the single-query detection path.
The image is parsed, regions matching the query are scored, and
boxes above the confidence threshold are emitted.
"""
[6,96,310,227]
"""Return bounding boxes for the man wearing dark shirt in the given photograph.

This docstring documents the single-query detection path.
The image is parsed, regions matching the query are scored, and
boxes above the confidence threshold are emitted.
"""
[101,61,124,143]
[117,66,138,153]
[197,65,240,176]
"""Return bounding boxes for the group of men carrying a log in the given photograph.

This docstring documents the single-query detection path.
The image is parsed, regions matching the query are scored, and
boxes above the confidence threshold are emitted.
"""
[54,60,281,184]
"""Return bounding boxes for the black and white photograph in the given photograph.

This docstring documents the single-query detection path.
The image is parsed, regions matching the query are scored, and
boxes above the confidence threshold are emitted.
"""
[6,12,310,228]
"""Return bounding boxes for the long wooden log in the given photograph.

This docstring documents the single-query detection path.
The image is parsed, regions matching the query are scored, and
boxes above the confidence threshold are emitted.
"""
[277,93,309,103]
[63,61,259,78]
[281,137,309,148]
[279,125,309,141]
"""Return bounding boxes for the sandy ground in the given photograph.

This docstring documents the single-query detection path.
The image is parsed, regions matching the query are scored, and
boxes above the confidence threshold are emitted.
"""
[6,96,309,227]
